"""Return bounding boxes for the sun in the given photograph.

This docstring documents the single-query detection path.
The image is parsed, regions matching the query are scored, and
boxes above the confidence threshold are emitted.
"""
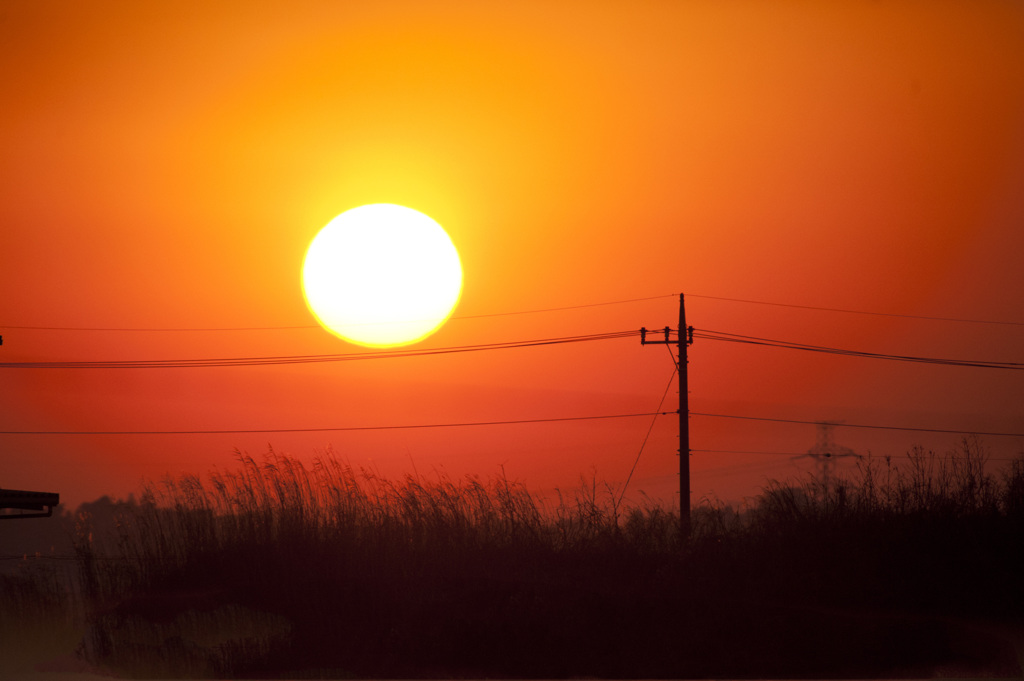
[301,204,463,348]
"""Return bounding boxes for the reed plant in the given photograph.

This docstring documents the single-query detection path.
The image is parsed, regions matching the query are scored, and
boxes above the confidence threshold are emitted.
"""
[69,450,683,677]
[6,439,1019,678]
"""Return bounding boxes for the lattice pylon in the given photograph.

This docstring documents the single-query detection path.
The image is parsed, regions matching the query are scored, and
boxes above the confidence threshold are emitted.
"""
[794,422,860,493]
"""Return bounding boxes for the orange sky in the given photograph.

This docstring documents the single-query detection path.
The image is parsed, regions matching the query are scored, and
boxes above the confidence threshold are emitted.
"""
[3,1,1023,509]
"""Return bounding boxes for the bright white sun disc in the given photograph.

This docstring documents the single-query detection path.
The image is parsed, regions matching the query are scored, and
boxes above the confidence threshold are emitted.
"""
[302,204,463,347]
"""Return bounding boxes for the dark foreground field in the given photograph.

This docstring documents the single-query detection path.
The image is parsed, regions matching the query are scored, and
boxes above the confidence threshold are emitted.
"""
[3,439,1023,678]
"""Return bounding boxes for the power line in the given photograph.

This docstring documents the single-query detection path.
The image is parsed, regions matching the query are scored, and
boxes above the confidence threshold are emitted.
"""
[693,328,1024,370]
[4,291,1022,332]
[692,448,807,456]
[691,411,1024,438]
[691,447,1022,461]
[0,411,670,436]
[0,295,675,332]
[688,293,1024,327]
[6,405,1019,441]
[456,294,675,320]
[0,330,640,369]
[618,366,678,505]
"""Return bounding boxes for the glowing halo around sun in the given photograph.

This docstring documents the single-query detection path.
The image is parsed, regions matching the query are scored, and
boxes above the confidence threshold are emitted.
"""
[302,204,463,347]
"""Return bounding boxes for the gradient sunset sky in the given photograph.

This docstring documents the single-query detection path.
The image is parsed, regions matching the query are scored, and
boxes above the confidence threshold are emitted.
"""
[3,0,1023,510]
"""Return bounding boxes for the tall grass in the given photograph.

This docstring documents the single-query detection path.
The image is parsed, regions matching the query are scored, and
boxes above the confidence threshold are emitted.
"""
[70,450,689,677]
[752,436,1014,526]
[6,439,1021,678]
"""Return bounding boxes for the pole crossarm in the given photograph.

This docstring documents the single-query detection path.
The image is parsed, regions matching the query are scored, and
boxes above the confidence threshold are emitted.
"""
[0,488,60,520]
[639,326,693,346]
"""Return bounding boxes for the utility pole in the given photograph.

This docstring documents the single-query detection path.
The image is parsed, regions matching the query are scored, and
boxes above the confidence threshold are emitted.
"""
[640,293,693,538]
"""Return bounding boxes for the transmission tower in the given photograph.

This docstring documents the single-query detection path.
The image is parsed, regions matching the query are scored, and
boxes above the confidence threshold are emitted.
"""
[793,422,860,494]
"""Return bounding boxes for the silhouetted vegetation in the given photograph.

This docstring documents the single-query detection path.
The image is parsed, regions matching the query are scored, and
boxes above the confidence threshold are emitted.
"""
[3,438,1022,678]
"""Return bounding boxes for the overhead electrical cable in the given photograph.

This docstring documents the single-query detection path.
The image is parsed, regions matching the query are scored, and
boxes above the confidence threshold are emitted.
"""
[4,291,1021,332]
[618,366,678,505]
[455,294,676,319]
[693,328,1024,370]
[0,411,671,436]
[0,295,675,332]
[690,447,1021,462]
[691,448,808,456]
[5,407,1018,439]
[690,411,1024,438]
[688,293,1024,327]
[0,330,640,369]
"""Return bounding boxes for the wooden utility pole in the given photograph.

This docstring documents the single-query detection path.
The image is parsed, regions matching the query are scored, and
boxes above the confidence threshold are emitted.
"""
[640,293,692,538]
[678,294,690,537]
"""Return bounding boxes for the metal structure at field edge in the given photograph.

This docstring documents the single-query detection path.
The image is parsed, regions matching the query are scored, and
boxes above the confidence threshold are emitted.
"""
[794,422,861,495]
[0,335,59,519]
[0,488,60,520]
[0,336,60,519]
[640,293,693,538]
